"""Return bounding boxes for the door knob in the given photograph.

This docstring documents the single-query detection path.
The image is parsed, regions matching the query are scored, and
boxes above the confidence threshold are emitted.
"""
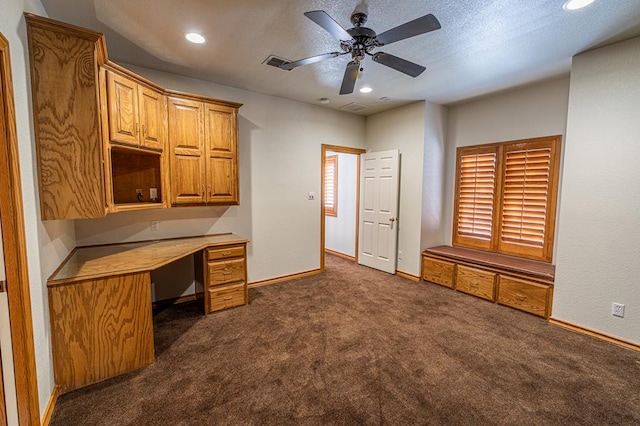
[389,217,396,222]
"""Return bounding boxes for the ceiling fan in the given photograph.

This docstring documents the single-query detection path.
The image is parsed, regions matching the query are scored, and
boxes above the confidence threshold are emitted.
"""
[279,3,441,95]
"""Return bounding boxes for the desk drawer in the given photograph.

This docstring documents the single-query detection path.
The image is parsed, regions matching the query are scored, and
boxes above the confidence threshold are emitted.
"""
[422,257,455,288]
[456,265,496,301]
[207,245,245,261]
[498,276,552,318]
[209,282,246,312]
[208,258,245,285]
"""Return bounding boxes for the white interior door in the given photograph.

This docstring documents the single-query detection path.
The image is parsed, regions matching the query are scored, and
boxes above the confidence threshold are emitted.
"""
[358,149,400,274]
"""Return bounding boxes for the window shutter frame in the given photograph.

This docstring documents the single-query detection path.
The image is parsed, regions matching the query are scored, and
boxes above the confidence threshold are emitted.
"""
[452,145,500,251]
[452,136,561,263]
[496,137,560,262]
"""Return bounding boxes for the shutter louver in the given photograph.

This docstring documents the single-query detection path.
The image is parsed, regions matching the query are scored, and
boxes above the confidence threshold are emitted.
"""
[457,152,496,240]
[324,155,337,216]
[500,148,551,248]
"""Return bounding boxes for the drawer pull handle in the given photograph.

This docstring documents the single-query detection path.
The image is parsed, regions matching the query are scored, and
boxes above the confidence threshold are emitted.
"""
[471,280,479,288]
[221,251,232,256]
[516,294,527,302]
[223,269,233,275]
[434,272,441,277]
[223,296,233,301]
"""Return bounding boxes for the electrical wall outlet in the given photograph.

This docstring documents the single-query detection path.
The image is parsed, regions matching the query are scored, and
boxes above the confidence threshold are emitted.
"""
[150,187,158,201]
[150,220,159,232]
[308,191,315,200]
[398,251,403,260]
[612,302,625,318]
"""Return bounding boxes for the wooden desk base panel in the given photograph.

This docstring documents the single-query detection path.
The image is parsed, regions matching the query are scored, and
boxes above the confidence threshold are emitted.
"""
[49,272,155,393]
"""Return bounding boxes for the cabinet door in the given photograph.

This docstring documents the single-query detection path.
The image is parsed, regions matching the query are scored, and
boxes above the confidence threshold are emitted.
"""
[204,103,238,204]
[168,96,206,204]
[138,87,166,151]
[106,71,139,147]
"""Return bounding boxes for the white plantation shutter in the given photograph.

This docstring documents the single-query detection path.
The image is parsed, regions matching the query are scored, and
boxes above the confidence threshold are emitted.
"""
[324,155,338,217]
[452,136,560,262]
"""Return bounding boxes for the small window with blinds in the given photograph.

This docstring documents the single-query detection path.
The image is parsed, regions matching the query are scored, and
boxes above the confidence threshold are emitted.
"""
[324,155,338,217]
[453,136,561,262]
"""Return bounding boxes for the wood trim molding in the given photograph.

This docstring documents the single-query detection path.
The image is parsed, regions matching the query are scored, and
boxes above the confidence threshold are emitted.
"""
[396,270,421,282]
[320,144,366,272]
[0,32,41,425]
[248,269,322,288]
[324,249,355,261]
[40,385,60,426]
[549,317,640,353]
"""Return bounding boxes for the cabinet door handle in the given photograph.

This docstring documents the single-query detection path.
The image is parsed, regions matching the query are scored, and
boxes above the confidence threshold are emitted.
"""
[136,122,140,135]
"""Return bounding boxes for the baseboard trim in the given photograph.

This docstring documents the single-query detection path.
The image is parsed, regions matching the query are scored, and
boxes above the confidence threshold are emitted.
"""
[324,249,356,261]
[396,270,420,282]
[41,385,59,426]
[152,294,198,310]
[549,317,640,352]
[249,269,322,288]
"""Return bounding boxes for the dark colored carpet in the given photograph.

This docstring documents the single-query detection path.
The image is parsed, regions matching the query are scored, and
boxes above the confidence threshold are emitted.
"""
[50,254,640,425]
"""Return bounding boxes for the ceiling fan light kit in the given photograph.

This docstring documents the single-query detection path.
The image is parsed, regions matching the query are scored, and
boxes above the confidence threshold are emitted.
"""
[278,6,441,95]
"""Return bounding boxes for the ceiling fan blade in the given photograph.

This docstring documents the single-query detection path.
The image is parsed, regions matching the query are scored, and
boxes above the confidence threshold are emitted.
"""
[304,10,354,41]
[340,61,360,95]
[375,14,441,46]
[372,52,426,77]
[280,52,343,70]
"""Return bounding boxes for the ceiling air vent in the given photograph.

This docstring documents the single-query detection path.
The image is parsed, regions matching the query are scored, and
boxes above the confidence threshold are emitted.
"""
[339,102,368,112]
[263,55,291,70]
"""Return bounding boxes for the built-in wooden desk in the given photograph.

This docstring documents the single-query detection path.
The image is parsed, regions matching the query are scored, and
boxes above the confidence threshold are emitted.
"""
[47,233,248,393]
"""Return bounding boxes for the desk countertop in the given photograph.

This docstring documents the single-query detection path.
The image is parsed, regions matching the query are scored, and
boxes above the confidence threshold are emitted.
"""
[49,233,248,286]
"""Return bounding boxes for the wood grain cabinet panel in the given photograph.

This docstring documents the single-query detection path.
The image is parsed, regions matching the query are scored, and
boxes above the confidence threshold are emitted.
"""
[456,265,496,301]
[169,96,240,206]
[168,96,206,205]
[203,243,247,314]
[422,247,554,319]
[106,70,166,152]
[422,257,455,288]
[49,273,154,393]
[498,276,552,318]
[26,15,108,220]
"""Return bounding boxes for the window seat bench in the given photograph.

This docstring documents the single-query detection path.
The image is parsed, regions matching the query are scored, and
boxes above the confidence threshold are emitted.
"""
[422,246,555,318]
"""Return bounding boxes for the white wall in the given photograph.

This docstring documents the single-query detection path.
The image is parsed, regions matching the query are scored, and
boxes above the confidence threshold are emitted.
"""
[75,64,366,290]
[325,151,358,257]
[365,102,426,277]
[421,102,448,250]
[553,37,640,344]
[1,0,77,417]
[444,77,571,255]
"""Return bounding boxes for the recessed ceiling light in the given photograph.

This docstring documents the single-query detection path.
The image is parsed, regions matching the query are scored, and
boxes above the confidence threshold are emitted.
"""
[359,86,372,93]
[185,33,205,44]
[563,0,595,10]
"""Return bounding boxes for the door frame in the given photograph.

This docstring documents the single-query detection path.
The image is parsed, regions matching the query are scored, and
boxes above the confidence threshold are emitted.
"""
[0,32,40,425]
[320,144,366,271]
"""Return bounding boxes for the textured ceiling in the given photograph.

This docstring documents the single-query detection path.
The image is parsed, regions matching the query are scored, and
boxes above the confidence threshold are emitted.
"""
[41,0,640,115]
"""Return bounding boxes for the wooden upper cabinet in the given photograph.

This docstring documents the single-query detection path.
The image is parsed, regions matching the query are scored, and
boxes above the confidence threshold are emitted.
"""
[168,96,206,205]
[26,14,242,219]
[26,14,109,220]
[106,70,166,152]
[168,95,240,206]
[205,103,238,204]
[139,87,165,151]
